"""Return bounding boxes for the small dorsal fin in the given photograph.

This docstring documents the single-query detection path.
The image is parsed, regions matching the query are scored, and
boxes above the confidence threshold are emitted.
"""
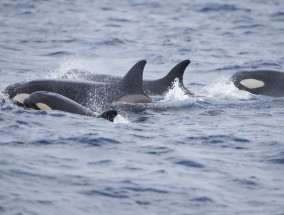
[118,60,147,94]
[160,59,190,85]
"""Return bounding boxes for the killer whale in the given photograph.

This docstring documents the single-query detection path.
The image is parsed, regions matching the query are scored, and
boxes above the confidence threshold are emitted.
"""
[62,60,193,96]
[231,70,284,97]
[5,60,152,110]
[21,91,117,122]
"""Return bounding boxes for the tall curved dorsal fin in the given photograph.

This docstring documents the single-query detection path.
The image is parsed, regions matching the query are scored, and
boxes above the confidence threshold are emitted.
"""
[160,59,190,85]
[118,60,147,95]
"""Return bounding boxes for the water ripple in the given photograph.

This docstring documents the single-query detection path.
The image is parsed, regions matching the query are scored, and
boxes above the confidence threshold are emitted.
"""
[61,137,121,146]
[123,186,169,194]
[174,160,205,168]
[94,38,126,46]
[196,3,250,13]
[80,188,129,198]
[44,51,73,57]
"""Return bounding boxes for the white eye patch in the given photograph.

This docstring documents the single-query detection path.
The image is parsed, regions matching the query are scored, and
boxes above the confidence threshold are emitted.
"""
[240,79,265,89]
[13,94,30,104]
[36,103,52,111]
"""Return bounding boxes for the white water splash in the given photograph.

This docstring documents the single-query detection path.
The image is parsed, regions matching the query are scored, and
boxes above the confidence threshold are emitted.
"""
[162,79,197,102]
[156,79,198,109]
[163,79,190,102]
[47,55,107,79]
[47,55,131,80]
[113,114,130,124]
[199,79,252,101]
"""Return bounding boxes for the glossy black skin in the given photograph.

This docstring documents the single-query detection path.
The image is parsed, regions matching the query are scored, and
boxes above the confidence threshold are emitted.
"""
[62,60,193,95]
[24,91,96,116]
[6,79,121,108]
[231,70,284,97]
[23,91,118,122]
[4,60,151,110]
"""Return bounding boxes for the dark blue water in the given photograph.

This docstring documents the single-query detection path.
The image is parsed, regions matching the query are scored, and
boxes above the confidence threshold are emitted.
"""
[1,0,284,214]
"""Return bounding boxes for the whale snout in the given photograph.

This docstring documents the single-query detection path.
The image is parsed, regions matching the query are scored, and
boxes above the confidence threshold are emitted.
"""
[4,82,25,99]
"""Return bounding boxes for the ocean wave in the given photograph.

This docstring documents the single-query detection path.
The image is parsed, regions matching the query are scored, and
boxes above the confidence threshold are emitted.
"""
[196,3,250,13]
[44,51,73,57]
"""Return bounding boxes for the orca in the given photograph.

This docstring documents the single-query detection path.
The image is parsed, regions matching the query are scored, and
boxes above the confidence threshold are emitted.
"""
[61,60,193,96]
[231,70,284,97]
[21,91,117,122]
[4,60,152,110]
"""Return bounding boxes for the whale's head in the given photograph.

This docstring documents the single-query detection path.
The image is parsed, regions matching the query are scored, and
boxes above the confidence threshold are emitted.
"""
[230,70,283,96]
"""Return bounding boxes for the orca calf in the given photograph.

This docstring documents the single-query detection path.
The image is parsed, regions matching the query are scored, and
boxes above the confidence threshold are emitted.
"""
[5,60,152,110]
[231,70,284,97]
[20,91,117,122]
[62,60,193,96]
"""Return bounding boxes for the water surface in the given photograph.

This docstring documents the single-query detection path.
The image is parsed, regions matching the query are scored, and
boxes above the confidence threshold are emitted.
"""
[0,0,284,214]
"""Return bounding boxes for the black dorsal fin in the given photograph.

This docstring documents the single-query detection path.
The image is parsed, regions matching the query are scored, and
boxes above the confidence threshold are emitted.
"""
[160,60,190,85]
[118,60,147,94]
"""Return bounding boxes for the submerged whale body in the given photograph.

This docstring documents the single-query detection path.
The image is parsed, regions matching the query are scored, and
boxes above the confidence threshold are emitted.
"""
[231,70,284,97]
[21,91,117,122]
[5,60,152,111]
[62,60,193,96]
